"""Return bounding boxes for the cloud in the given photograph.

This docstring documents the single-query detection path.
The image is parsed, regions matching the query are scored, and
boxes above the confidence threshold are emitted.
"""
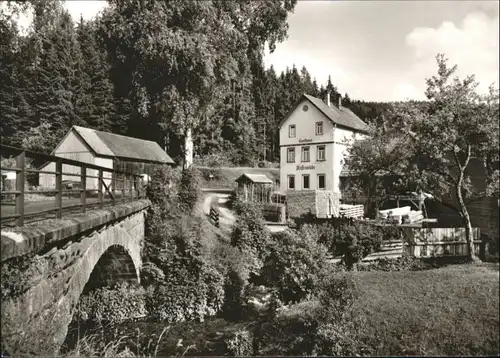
[406,11,499,96]
[64,1,108,21]
[3,0,107,33]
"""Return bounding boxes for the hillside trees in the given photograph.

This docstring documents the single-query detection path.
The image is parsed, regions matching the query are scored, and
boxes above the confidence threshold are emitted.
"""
[1,0,397,164]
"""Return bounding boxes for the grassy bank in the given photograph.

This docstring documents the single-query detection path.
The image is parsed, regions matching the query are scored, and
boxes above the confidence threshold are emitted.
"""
[196,166,280,189]
[350,263,499,355]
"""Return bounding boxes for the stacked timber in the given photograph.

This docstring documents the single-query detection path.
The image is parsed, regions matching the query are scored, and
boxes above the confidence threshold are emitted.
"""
[339,204,364,218]
[377,206,424,225]
[402,210,424,224]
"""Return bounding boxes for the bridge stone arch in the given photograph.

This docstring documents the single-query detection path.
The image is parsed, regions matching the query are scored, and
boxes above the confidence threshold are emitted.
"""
[1,202,148,356]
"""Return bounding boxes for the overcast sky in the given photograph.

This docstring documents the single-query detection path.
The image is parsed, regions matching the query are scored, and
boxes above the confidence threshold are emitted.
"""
[11,0,499,102]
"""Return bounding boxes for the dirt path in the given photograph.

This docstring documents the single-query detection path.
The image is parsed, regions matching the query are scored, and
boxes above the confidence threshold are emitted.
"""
[202,192,235,232]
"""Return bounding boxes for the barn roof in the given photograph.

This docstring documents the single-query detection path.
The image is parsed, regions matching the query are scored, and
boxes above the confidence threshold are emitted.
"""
[235,173,274,184]
[278,93,369,133]
[72,126,175,164]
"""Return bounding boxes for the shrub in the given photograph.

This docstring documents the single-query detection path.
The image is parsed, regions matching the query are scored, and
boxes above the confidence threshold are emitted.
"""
[254,300,321,356]
[224,329,254,356]
[143,167,226,323]
[312,275,369,356]
[334,222,384,269]
[261,229,330,304]
[177,166,202,214]
[221,269,250,322]
[230,200,270,276]
[358,256,425,272]
[73,282,147,325]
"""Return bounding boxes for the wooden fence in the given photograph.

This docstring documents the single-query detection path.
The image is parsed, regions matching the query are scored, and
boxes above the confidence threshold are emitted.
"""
[1,145,145,227]
[403,227,482,258]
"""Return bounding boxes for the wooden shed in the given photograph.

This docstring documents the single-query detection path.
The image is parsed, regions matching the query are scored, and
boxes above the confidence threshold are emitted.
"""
[38,126,175,190]
[235,173,274,203]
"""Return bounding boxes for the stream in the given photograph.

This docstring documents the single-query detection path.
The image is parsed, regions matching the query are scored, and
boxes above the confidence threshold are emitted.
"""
[63,317,251,356]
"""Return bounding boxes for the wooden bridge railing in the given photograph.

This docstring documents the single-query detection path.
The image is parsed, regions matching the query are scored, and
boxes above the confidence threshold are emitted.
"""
[1,145,146,227]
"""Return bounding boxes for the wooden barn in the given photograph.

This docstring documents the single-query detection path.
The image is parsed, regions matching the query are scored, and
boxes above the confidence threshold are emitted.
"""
[235,173,274,203]
[38,126,175,190]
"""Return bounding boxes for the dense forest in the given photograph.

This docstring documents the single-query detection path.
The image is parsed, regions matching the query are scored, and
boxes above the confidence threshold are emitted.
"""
[1,0,394,166]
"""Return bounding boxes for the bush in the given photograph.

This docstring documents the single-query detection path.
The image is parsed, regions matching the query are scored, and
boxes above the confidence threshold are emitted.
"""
[177,166,202,214]
[73,282,147,325]
[230,200,270,276]
[224,329,254,356]
[254,300,321,356]
[221,269,250,322]
[358,256,425,272]
[146,166,181,216]
[143,167,226,323]
[331,222,384,269]
[261,229,330,304]
[312,275,369,356]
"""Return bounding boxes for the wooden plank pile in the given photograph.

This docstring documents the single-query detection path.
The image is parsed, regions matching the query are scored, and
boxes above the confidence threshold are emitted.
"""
[378,206,424,225]
[339,204,364,218]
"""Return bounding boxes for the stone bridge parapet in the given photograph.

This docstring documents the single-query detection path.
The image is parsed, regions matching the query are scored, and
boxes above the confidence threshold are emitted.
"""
[1,199,150,356]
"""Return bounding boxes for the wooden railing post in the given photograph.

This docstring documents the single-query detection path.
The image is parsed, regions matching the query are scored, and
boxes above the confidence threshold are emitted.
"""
[98,169,103,208]
[134,175,139,199]
[80,165,87,213]
[15,151,25,226]
[112,170,116,203]
[122,174,126,203]
[128,173,133,200]
[55,159,63,219]
[137,175,141,198]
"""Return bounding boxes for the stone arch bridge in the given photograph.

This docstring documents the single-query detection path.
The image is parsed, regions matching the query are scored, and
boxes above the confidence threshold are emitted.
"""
[1,199,149,356]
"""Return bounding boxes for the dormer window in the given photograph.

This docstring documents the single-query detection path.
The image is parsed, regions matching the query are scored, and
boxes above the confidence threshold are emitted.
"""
[316,122,323,135]
[289,124,296,138]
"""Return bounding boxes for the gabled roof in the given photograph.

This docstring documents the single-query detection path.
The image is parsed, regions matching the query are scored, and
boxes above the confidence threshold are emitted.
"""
[278,93,369,133]
[235,173,274,184]
[71,126,175,164]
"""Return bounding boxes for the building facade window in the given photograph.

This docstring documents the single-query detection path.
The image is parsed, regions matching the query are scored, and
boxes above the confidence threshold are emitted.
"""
[317,145,325,161]
[301,146,310,162]
[317,174,326,189]
[316,121,323,135]
[289,124,296,138]
[302,174,310,189]
[287,147,295,163]
[288,175,295,190]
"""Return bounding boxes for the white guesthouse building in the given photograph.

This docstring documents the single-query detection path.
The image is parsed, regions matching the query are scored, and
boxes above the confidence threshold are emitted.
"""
[278,92,369,217]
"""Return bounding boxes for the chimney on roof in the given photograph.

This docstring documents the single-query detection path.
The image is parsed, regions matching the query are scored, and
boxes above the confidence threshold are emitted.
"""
[333,93,342,109]
[325,91,331,107]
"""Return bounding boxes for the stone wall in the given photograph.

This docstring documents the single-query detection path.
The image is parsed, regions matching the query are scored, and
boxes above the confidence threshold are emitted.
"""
[1,207,146,356]
[286,191,316,218]
[286,190,342,219]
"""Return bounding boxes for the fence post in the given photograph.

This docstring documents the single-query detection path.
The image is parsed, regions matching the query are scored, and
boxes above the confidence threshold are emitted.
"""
[80,165,86,213]
[134,175,140,199]
[128,173,133,200]
[98,169,103,208]
[112,170,116,203]
[122,174,126,203]
[55,159,63,219]
[15,151,25,226]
